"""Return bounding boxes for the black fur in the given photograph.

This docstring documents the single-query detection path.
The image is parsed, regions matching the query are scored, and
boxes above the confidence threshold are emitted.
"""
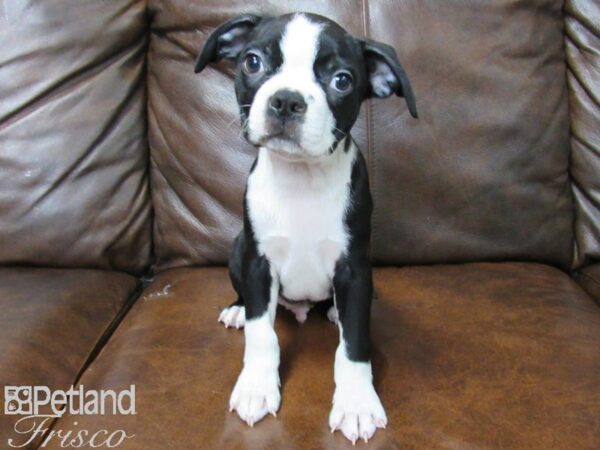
[228,159,275,321]
[334,148,373,361]
[194,14,262,73]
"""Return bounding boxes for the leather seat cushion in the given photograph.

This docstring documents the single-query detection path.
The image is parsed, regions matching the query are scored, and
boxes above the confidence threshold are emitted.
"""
[46,264,600,449]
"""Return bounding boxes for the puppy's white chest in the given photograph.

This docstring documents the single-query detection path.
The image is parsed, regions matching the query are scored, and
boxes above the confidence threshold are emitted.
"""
[247,147,356,301]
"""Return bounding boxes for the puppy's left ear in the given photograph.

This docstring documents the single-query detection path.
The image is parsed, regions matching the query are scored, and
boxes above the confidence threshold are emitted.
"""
[360,39,418,118]
[194,14,262,73]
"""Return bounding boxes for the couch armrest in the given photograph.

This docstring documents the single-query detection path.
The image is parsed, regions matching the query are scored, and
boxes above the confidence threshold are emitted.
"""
[574,264,600,306]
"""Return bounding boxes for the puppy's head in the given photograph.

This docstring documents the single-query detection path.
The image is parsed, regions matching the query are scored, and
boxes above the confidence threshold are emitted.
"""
[195,13,417,160]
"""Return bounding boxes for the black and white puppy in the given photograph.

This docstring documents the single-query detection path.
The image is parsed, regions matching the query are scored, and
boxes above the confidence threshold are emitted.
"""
[195,12,416,444]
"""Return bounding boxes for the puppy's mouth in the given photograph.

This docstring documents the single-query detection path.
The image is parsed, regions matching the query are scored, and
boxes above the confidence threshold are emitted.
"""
[247,118,321,162]
[257,131,303,155]
[260,132,297,145]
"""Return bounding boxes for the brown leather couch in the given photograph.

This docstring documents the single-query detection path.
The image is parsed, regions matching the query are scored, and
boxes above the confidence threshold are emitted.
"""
[1,1,599,449]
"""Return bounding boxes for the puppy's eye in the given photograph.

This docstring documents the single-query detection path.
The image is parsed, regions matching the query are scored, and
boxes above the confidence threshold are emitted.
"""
[243,53,263,74]
[331,71,353,92]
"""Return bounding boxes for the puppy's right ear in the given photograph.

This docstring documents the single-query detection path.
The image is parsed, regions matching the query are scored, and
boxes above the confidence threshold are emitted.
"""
[194,15,262,73]
[360,38,418,118]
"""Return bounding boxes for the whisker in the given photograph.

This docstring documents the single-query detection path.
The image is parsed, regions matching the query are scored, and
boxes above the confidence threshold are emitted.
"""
[333,127,347,138]
[225,116,239,129]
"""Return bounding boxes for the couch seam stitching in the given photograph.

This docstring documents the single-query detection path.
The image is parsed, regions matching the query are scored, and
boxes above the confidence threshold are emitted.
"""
[34,276,148,447]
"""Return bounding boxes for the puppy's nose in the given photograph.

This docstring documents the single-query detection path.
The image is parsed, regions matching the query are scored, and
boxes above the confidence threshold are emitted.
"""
[268,90,307,119]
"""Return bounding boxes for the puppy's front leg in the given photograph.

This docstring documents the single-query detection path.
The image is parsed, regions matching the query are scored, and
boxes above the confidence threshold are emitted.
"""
[229,252,280,426]
[329,258,387,444]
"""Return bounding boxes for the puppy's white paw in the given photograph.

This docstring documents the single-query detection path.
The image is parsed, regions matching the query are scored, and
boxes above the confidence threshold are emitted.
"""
[326,306,339,325]
[229,366,280,426]
[218,305,245,329]
[329,384,387,444]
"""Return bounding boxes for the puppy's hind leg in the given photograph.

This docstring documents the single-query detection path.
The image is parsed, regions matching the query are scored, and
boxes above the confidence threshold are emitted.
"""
[219,232,246,329]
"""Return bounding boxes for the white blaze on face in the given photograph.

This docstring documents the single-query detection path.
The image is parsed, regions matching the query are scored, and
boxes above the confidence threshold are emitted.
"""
[247,14,337,158]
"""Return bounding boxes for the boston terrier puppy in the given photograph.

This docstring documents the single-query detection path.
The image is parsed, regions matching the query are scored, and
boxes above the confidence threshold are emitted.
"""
[195,12,417,444]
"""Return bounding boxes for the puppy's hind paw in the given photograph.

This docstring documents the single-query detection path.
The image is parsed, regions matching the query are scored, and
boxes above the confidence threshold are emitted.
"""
[326,306,339,325]
[218,305,245,329]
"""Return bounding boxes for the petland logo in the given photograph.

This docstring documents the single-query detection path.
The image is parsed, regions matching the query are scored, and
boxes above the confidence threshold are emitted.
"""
[4,385,136,448]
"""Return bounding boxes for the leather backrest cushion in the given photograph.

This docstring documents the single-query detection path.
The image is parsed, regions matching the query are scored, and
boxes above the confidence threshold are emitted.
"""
[566,0,600,269]
[0,0,152,274]
[148,0,573,270]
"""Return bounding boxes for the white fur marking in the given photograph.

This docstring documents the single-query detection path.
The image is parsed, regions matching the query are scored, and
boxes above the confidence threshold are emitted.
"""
[247,142,356,302]
[329,325,387,444]
[280,14,322,72]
